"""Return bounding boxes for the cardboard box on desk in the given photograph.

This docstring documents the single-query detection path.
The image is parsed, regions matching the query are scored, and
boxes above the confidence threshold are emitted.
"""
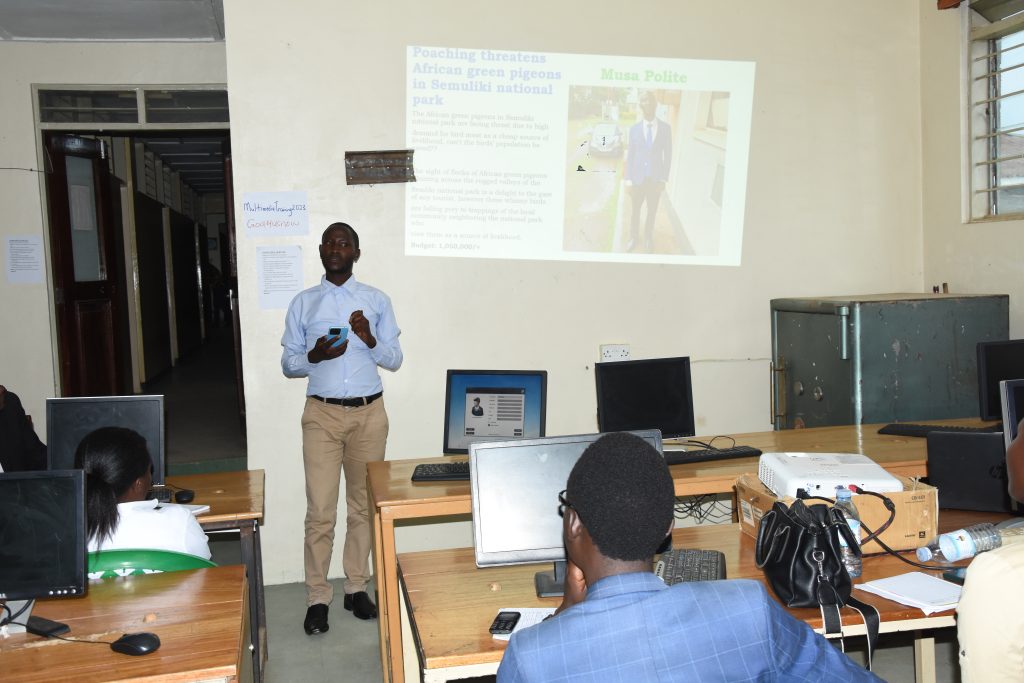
[734,473,939,553]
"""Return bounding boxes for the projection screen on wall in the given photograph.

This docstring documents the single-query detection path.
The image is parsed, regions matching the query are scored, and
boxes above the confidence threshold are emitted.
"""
[406,46,756,266]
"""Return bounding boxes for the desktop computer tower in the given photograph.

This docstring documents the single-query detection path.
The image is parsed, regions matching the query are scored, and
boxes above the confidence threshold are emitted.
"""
[770,293,1008,430]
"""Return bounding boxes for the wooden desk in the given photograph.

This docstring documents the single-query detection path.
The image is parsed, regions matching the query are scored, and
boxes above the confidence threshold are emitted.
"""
[2,565,251,683]
[167,470,265,681]
[368,419,989,682]
[399,518,978,683]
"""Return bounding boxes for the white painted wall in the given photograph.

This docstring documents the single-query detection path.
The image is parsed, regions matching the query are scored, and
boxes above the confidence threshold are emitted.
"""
[0,41,226,424]
[224,0,927,585]
[919,4,1024,335]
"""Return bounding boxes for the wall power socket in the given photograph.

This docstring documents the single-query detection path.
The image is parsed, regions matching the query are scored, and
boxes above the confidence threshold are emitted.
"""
[600,344,630,362]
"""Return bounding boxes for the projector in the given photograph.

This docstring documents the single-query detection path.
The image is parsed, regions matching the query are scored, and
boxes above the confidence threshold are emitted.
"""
[758,452,904,498]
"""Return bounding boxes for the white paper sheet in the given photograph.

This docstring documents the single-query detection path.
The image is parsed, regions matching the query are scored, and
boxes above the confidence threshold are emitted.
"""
[856,571,961,615]
[491,607,557,641]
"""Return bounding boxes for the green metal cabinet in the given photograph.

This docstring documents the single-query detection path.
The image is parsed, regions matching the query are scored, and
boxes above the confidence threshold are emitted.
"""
[770,293,1009,429]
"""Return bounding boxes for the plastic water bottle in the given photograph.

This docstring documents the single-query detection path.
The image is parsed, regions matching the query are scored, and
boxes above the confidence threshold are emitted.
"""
[915,540,947,563]
[918,525,1024,563]
[834,486,862,578]
[935,523,1001,562]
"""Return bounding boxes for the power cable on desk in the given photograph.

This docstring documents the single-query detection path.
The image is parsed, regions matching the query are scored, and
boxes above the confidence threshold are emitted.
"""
[4,621,114,645]
[674,494,732,524]
[797,487,954,571]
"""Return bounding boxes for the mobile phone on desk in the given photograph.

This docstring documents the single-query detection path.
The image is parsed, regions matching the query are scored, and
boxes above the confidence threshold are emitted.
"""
[489,610,521,635]
[942,567,967,585]
[327,327,349,347]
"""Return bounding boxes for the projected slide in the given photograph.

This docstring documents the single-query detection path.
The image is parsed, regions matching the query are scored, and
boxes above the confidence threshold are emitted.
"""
[406,46,755,265]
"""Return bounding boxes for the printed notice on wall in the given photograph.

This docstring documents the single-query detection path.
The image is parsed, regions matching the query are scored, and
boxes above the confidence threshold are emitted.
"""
[243,191,309,238]
[6,235,44,284]
[257,245,303,309]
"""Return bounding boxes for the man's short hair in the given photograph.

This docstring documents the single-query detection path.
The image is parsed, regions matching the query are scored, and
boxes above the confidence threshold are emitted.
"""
[566,432,674,561]
[322,222,359,249]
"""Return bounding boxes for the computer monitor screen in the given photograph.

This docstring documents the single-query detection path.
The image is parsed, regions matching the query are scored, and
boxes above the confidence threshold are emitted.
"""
[0,470,86,605]
[1001,379,1024,452]
[595,357,695,439]
[443,370,547,454]
[46,395,166,485]
[978,340,1024,421]
[469,429,662,596]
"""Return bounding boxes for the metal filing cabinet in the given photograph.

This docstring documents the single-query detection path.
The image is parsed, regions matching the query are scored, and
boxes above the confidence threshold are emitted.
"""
[770,293,1008,429]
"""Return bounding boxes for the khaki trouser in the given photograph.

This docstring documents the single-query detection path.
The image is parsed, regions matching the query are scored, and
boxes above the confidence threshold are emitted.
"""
[301,396,388,606]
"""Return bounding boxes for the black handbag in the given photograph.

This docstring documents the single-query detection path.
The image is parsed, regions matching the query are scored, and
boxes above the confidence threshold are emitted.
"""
[755,499,880,669]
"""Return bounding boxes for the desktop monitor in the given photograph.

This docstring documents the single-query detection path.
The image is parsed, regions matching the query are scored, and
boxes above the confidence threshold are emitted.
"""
[46,395,166,485]
[0,469,86,632]
[595,357,695,439]
[977,339,1024,421]
[1001,379,1024,453]
[469,429,663,597]
[442,370,547,454]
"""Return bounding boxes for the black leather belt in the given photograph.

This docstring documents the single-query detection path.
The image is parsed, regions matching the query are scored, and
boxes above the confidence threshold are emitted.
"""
[310,391,383,407]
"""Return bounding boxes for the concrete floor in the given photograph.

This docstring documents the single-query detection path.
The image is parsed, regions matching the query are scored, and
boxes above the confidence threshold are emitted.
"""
[182,332,962,683]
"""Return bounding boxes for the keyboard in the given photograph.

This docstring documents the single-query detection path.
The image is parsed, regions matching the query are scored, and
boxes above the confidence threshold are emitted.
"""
[411,461,470,482]
[877,423,1002,438]
[654,548,727,584]
[663,445,762,466]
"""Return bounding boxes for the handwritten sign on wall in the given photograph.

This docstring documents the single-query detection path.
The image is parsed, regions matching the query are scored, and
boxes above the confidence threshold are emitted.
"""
[242,191,309,237]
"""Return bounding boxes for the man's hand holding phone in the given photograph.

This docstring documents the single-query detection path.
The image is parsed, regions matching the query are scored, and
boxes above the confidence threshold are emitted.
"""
[307,326,349,364]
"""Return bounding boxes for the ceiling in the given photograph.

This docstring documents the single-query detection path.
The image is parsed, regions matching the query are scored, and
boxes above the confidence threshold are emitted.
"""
[0,0,224,42]
[4,2,231,195]
[136,135,228,194]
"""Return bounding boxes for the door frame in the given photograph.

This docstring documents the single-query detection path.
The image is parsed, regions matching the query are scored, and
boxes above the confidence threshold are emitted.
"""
[32,84,230,397]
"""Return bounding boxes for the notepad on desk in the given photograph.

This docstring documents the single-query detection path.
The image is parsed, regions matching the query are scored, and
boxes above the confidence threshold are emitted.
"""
[491,607,556,641]
[158,502,211,516]
[856,572,961,615]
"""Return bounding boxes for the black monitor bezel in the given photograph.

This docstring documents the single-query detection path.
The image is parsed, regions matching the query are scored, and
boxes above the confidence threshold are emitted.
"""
[594,356,696,439]
[0,469,87,602]
[469,429,663,568]
[45,395,166,485]
[442,369,548,454]
[1001,378,1024,453]
[977,340,1024,421]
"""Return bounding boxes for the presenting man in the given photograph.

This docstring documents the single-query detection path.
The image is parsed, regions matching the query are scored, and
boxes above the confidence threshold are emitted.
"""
[281,222,403,634]
[624,90,672,252]
[497,432,877,682]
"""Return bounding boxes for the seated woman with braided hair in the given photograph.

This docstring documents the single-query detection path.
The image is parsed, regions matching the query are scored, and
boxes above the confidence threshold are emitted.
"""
[75,426,210,560]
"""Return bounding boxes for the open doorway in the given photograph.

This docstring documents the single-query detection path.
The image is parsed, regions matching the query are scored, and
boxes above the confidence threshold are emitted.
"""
[41,120,244,474]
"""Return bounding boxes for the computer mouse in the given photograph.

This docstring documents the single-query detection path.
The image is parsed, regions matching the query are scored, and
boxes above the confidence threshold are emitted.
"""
[174,489,195,504]
[110,632,161,656]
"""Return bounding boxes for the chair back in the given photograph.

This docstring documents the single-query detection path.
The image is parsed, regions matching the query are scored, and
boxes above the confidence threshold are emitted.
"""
[87,548,216,579]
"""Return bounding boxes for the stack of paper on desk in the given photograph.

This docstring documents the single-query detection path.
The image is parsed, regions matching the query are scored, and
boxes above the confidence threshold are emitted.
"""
[856,572,961,614]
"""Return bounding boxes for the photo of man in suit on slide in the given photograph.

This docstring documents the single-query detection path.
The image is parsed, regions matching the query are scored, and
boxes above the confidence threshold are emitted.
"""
[624,90,672,252]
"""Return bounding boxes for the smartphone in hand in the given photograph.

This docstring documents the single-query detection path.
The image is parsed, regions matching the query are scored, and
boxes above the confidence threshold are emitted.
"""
[488,610,521,635]
[327,327,349,348]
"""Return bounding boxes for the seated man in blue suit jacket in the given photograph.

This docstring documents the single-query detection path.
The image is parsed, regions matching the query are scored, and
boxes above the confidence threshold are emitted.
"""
[497,432,878,682]
[624,90,672,252]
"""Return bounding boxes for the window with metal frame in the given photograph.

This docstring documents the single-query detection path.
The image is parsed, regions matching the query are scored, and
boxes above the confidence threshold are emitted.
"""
[967,3,1024,219]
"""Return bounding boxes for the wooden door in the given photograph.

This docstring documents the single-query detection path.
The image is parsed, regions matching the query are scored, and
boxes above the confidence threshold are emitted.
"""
[45,133,125,396]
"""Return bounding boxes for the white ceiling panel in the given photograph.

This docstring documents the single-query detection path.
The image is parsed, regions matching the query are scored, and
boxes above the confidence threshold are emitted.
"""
[0,0,224,42]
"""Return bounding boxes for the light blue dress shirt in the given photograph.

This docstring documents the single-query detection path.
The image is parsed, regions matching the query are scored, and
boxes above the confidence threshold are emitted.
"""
[281,275,402,398]
[498,574,879,683]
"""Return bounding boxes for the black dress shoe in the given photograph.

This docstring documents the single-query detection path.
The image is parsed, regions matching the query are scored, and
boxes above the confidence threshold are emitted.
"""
[303,603,329,635]
[343,591,378,620]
